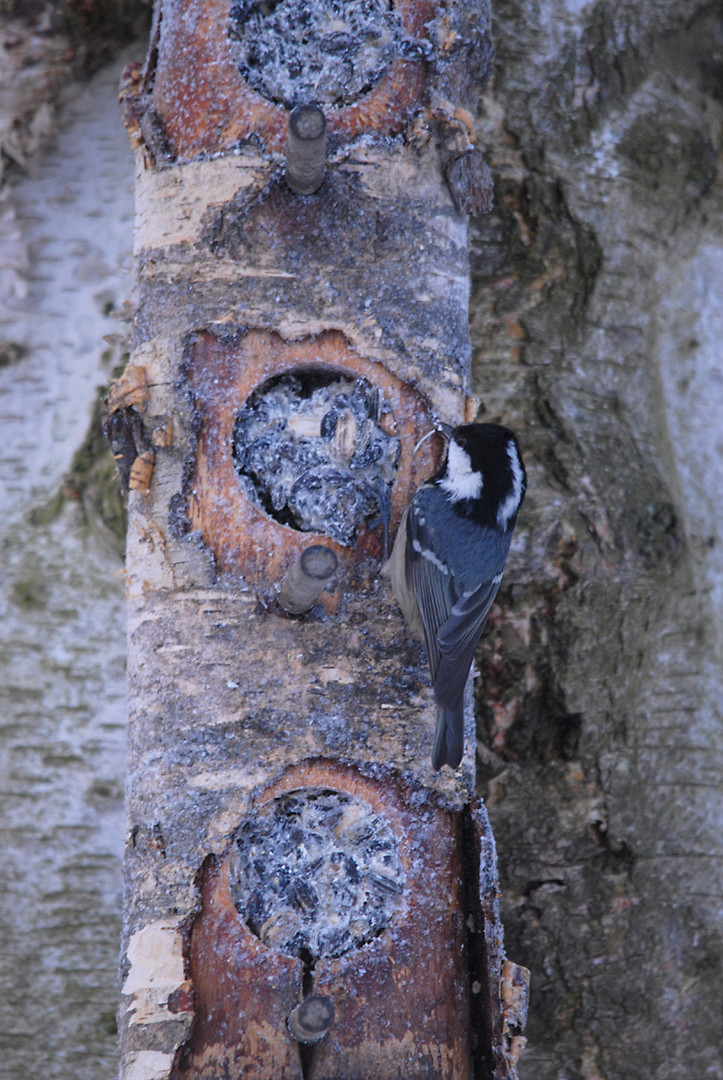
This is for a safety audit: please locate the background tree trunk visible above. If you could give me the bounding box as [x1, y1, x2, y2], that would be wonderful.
[0, 7, 143, 1080]
[468, 3, 723, 1078]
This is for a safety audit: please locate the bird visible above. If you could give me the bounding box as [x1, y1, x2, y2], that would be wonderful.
[386, 422, 526, 770]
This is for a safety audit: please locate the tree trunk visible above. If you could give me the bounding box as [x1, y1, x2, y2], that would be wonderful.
[112, 3, 528, 1079]
[467, 3, 723, 1078]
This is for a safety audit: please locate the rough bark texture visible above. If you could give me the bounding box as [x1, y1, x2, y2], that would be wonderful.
[467, 3, 723, 1078]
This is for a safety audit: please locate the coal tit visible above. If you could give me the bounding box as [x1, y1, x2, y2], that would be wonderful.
[386, 423, 526, 770]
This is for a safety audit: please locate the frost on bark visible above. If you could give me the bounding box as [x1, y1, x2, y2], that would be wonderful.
[467, 3, 723, 1078]
[113, 2, 529, 1079]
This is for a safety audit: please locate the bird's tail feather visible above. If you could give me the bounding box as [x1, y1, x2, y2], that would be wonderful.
[432, 701, 464, 770]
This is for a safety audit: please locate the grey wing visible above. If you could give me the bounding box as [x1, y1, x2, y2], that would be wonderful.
[433, 578, 501, 709]
[405, 494, 457, 688]
[406, 491, 505, 705]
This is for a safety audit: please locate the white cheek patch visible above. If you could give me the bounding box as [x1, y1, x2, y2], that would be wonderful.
[439, 441, 483, 502]
[497, 440, 525, 529]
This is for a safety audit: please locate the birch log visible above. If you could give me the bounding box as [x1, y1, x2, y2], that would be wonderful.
[110, 3, 528, 1077]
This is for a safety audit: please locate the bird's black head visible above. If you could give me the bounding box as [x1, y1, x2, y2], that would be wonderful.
[438, 422, 527, 529]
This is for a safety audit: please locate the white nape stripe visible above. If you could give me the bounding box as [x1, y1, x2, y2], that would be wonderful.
[497, 440, 524, 529]
[439, 440, 483, 502]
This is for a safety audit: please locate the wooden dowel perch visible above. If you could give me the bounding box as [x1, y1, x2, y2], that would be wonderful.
[278, 544, 338, 614]
[287, 995, 335, 1043]
[285, 104, 327, 195]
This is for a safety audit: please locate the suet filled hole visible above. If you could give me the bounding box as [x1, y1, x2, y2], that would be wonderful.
[232, 368, 400, 547]
[228, 787, 405, 959]
[227, 0, 415, 107]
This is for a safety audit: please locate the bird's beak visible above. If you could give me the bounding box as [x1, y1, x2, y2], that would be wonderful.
[414, 422, 453, 455]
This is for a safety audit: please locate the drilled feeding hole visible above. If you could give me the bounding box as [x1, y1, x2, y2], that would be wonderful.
[229, 788, 405, 959]
[233, 370, 400, 546]
[227, 0, 415, 107]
